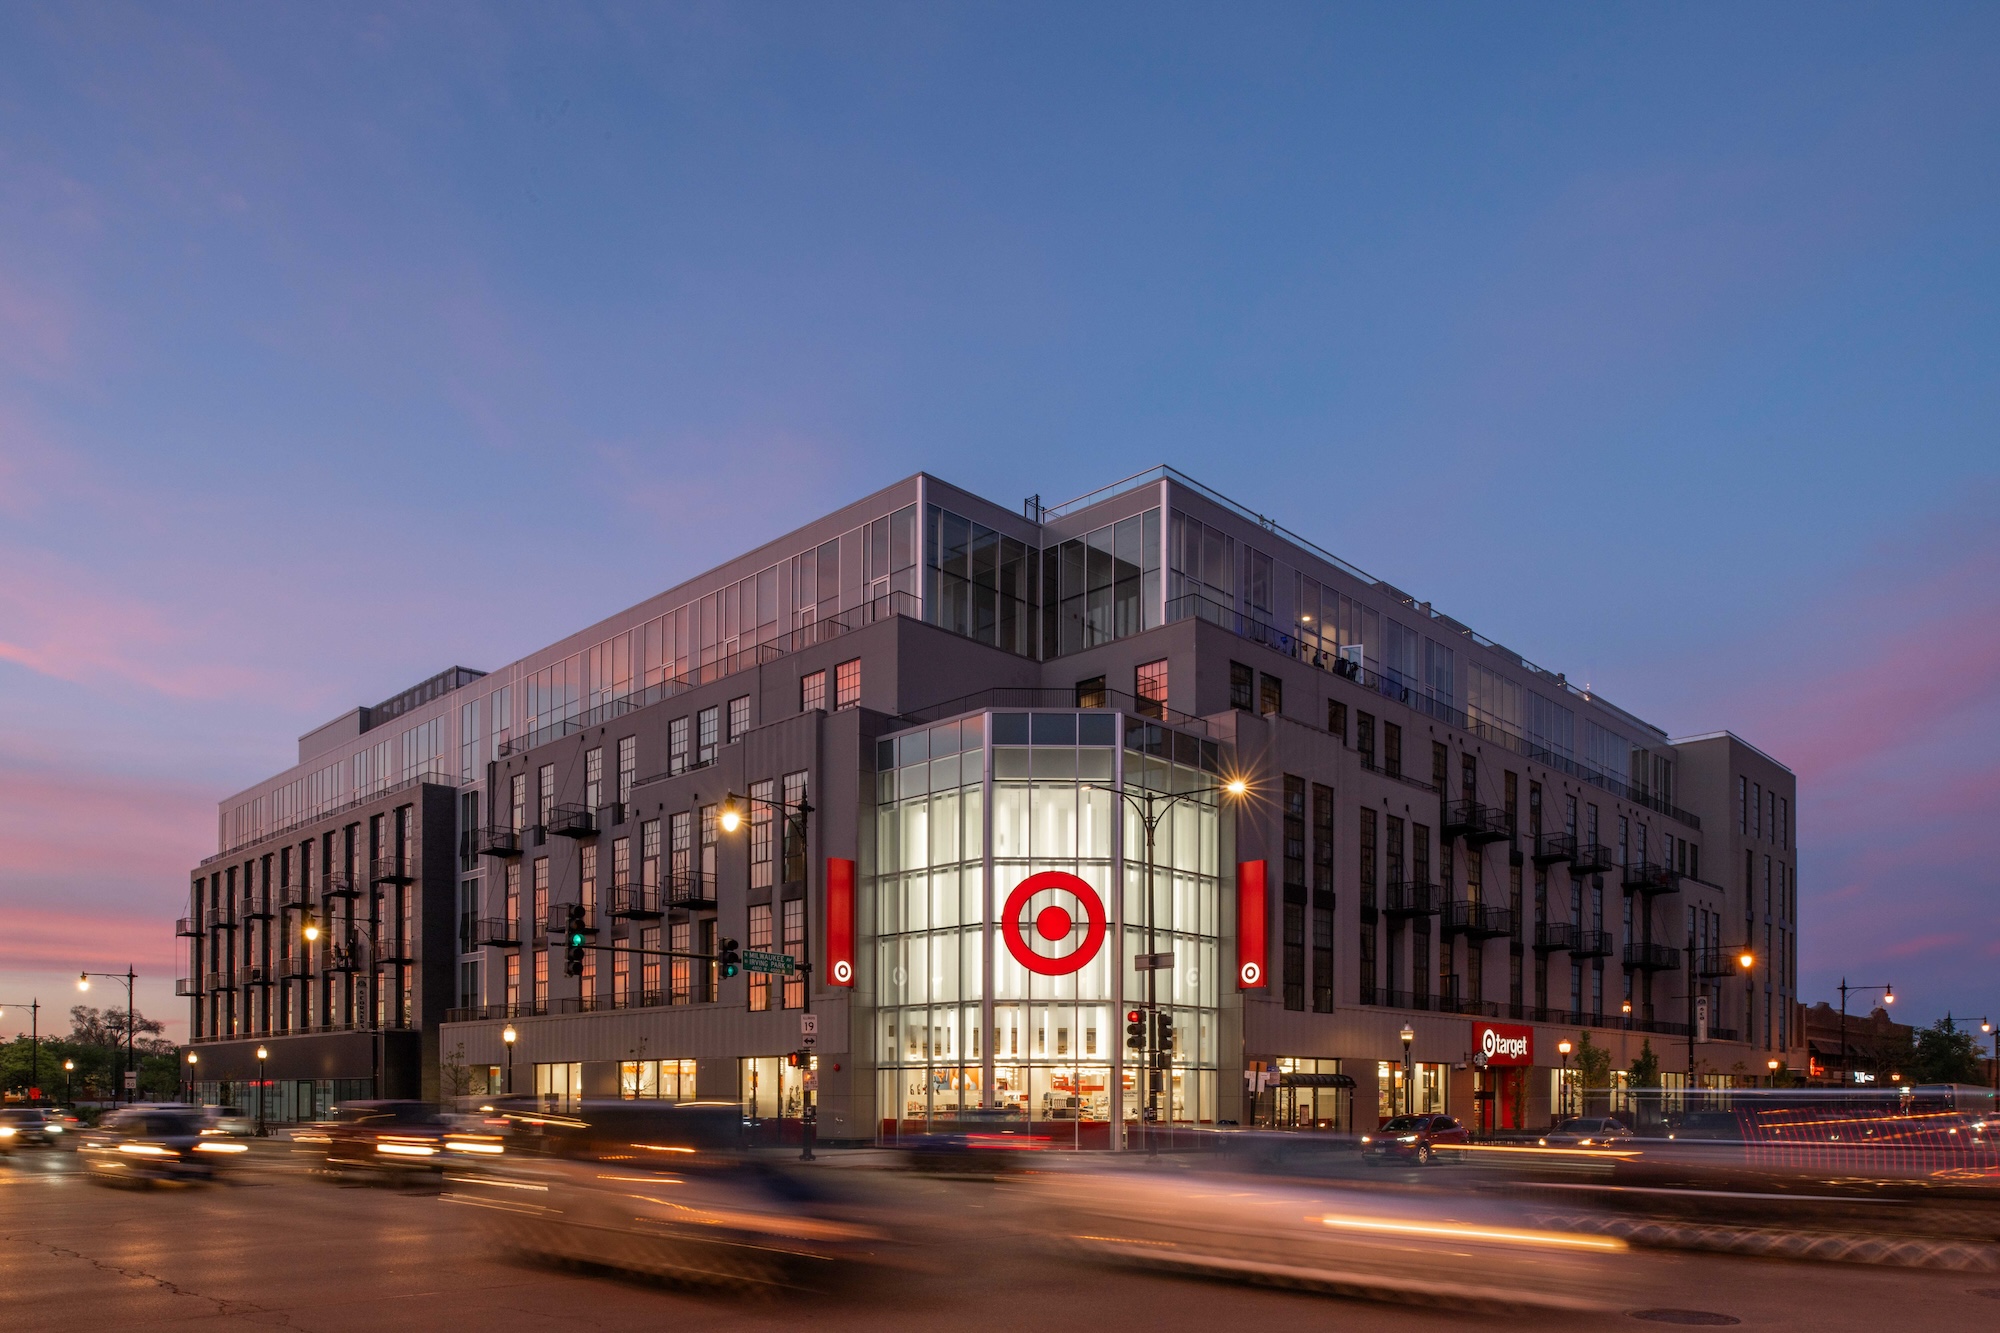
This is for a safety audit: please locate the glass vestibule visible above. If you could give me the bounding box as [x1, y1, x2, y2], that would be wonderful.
[873, 709, 1223, 1146]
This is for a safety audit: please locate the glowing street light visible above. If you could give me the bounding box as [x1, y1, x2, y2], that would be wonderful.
[502, 1024, 517, 1095]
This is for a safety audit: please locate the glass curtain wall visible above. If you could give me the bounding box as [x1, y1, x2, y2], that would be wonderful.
[873, 708, 1222, 1148]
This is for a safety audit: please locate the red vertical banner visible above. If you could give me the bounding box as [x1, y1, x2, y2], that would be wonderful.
[1237, 859, 1268, 989]
[825, 856, 856, 987]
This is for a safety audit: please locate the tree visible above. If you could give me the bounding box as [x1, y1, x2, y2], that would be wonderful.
[1910, 1015, 1983, 1085]
[440, 1041, 476, 1100]
[1573, 1031, 1613, 1088]
[1627, 1040, 1660, 1089]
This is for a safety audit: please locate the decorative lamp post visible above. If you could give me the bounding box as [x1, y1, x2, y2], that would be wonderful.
[79, 968, 138, 1105]
[63, 1059, 74, 1106]
[719, 786, 817, 1161]
[1836, 980, 1894, 1087]
[1766, 1056, 1782, 1087]
[502, 1025, 517, 1095]
[1557, 1038, 1574, 1121]
[1400, 1024, 1416, 1115]
[185, 1049, 198, 1103]
[1983, 1018, 1997, 1091]
[255, 1046, 269, 1136]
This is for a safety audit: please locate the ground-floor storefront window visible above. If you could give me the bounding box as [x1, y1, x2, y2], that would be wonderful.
[1375, 1060, 1447, 1123]
[621, 1059, 697, 1099]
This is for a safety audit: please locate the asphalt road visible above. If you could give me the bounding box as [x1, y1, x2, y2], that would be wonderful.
[3, 1143, 1998, 1331]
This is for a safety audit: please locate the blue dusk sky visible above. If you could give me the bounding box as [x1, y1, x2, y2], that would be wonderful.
[1, 4, 1995, 1039]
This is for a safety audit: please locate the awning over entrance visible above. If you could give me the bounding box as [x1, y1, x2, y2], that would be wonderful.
[1279, 1073, 1356, 1089]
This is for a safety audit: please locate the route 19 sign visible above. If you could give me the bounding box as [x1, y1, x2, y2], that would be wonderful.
[1001, 870, 1107, 976]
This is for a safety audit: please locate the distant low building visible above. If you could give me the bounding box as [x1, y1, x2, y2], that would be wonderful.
[1802, 1001, 1911, 1086]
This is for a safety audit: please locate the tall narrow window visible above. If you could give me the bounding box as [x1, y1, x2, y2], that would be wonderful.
[1326, 700, 1346, 741]
[1135, 659, 1167, 719]
[700, 805, 718, 883]
[616, 736, 636, 811]
[783, 898, 805, 1008]
[671, 812, 692, 895]
[1260, 673, 1283, 717]
[538, 764, 556, 833]
[1383, 723, 1402, 778]
[1282, 776, 1306, 1012]
[641, 925, 661, 1004]
[835, 658, 861, 709]
[697, 706, 719, 766]
[670, 920, 691, 1004]
[1311, 783, 1335, 1014]
[584, 747, 603, 811]
[669, 717, 689, 775]
[1074, 675, 1107, 709]
[504, 861, 521, 934]
[728, 695, 751, 743]
[509, 773, 527, 834]
[1356, 712, 1375, 768]
[748, 903, 774, 1011]
[801, 670, 827, 713]
[532, 858, 549, 947]
[782, 771, 809, 883]
[640, 820, 661, 908]
[749, 778, 775, 889]
[1229, 661, 1254, 711]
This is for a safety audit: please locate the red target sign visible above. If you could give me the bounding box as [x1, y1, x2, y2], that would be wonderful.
[1001, 871, 1107, 976]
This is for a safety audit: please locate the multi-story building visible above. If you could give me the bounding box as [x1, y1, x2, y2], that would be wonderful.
[179, 467, 1802, 1135]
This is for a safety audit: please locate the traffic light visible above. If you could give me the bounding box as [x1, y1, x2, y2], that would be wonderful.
[787, 1051, 810, 1068]
[718, 937, 741, 979]
[1125, 1008, 1147, 1054]
[563, 904, 587, 978]
[1153, 1011, 1175, 1060]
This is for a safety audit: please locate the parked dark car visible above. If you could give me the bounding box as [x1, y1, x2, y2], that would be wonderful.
[78, 1105, 242, 1184]
[1361, 1114, 1469, 1165]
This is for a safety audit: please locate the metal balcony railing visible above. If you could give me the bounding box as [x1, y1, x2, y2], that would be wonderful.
[1623, 941, 1681, 972]
[375, 936, 415, 965]
[1533, 920, 1579, 954]
[477, 825, 523, 858]
[607, 882, 664, 921]
[474, 917, 522, 947]
[325, 945, 366, 973]
[324, 871, 361, 900]
[1570, 843, 1615, 875]
[1569, 929, 1615, 958]
[1532, 832, 1577, 867]
[241, 894, 274, 921]
[1621, 861, 1679, 895]
[1442, 799, 1512, 845]
[1693, 948, 1751, 978]
[664, 871, 717, 911]
[1383, 880, 1440, 918]
[1441, 900, 1512, 939]
[370, 857, 416, 886]
[237, 964, 272, 988]
[280, 883, 313, 911]
[280, 955, 312, 979]
[204, 970, 236, 992]
[175, 916, 200, 937]
[547, 804, 597, 839]
[174, 976, 203, 996]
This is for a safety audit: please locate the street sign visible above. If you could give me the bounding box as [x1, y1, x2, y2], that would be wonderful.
[800, 1013, 818, 1036]
[742, 949, 795, 976]
[1134, 951, 1175, 971]
[1695, 995, 1710, 1044]
[801, 1032, 817, 1048]
[803, 1070, 819, 1091]
[124, 1071, 138, 1089]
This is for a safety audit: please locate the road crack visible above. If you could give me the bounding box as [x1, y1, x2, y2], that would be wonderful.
[3, 1231, 299, 1325]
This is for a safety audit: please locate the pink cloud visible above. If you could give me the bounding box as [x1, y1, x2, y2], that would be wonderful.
[0, 758, 213, 887]
[0, 905, 180, 974]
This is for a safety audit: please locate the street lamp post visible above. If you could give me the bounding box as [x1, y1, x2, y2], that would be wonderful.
[1836, 980, 1894, 1087]
[1766, 1056, 1782, 1087]
[78, 969, 138, 1104]
[185, 1050, 198, 1102]
[719, 787, 817, 1161]
[1400, 1024, 1416, 1115]
[63, 1059, 74, 1106]
[1982, 1019, 1997, 1092]
[1087, 777, 1248, 1150]
[1557, 1038, 1573, 1121]
[255, 1046, 269, 1136]
[502, 1025, 517, 1095]
[0, 1000, 39, 1105]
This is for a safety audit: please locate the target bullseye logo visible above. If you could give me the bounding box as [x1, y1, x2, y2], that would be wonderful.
[1239, 960, 1263, 987]
[1002, 870, 1107, 976]
[831, 959, 853, 984]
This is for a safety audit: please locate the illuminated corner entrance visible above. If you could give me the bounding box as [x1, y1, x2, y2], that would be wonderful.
[871, 708, 1223, 1146]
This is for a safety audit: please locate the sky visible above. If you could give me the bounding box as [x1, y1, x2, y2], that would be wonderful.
[1, 3, 1996, 1043]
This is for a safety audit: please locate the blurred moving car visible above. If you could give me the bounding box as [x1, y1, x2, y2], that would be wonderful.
[204, 1105, 254, 1136]
[1540, 1117, 1635, 1147]
[320, 1100, 495, 1178]
[1360, 1113, 1468, 1165]
[0, 1107, 62, 1151]
[77, 1105, 245, 1184]
[446, 1099, 885, 1290]
[1034, 1160, 1635, 1312]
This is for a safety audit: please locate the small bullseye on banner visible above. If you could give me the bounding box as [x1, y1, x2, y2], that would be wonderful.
[1237, 860, 1268, 989]
[825, 857, 856, 987]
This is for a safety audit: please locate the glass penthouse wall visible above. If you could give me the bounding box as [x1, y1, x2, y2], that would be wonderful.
[873, 708, 1223, 1145]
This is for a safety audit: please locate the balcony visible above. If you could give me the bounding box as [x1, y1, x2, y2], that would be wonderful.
[237, 964, 272, 988]
[1623, 941, 1681, 972]
[664, 871, 718, 911]
[1570, 842, 1615, 875]
[1693, 948, 1750, 978]
[324, 871, 361, 900]
[376, 937, 415, 965]
[1383, 880, 1439, 918]
[1533, 920, 1577, 954]
[204, 970, 236, 992]
[474, 917, 522, 947]
[207, 904, 238, 932]
[370, 857, 416, 886]
[176, 917, 200, 937]
[174, 976, 203, 997]
[1569, 929, 1615, 958]
[1532, 832, 1577, 867]
[242, 894, 274, 921]
[1441, 900, 1512, 940]
[607, 882, 664, 921]
[280, 955, 312, 980]
[478, 826, 523, 858]
[280, 883, 313, 912]
[1436, 993, 1501, 1017]
[1621, 861, 1679, 896]
[1442, 799, 1513, 845]
[547, 804, 597, 840]
[325, 945, 365, 973]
